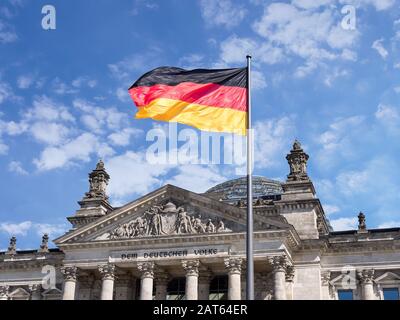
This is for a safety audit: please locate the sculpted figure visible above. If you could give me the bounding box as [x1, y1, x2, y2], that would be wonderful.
[176, 208, 191, 234]
[216, 219, 225, 232]
[146, 206, 164, 235]
[206, 219, 216, 233]
[193, 215, 206, 233]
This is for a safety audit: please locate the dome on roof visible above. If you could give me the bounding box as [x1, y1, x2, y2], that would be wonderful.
[205, 176, 283, 204]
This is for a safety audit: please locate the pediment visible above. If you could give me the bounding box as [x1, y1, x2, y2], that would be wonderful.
[375, 271, 400, 283]
[54, 184, 293, 245]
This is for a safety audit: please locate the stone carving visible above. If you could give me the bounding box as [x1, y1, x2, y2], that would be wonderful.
[84, 160, 110, 200]
[182, 260, 200, 276]
[358, 212, 367, 232]
[61, 266, 78, 281]
[137, 262, 154, 279]
[224, 257, 243, 275]
[285, 265, 295, 282]
[0, 286, 9, 300]
[321, 271, 331, 286]
[6, 236, 16, 255]
[38, 234, 49, 253]
[98, 264, 115, 281]
[357, 269, 374, 284]
[286, 140, 309, 182]
[103, 202, 231, 240]
[268, 255, 288, 272]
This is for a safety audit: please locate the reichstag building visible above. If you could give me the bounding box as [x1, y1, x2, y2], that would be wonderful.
[1, 141, 399, 300]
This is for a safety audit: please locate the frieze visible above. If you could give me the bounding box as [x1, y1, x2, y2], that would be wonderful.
[96, 201, 231, 240]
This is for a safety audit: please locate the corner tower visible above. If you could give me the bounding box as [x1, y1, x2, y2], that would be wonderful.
[67, 160, 114, 228]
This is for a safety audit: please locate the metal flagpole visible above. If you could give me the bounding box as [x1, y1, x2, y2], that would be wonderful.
[246, 55, 254, 300]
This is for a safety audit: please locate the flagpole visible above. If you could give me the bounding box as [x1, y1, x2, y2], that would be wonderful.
[246, 55, 254, 300]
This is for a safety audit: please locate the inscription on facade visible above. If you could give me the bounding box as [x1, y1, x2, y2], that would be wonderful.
[111, 246, 229, 262]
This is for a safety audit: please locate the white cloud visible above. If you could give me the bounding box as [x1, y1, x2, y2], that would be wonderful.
[71, 76, 97, 88]
[330, 217, 357, 231]
[165, 165, 227, 193]
[251, 2, 359, 77]
[0, 141, 8, 154]
[372, 38, 388, 59]
[108, 49, 162, 80]
[253, 116, 296, 168]
[30, 122, 71, 145]
[51, 78, 78, 95]
[292, 0, 334, 9]
[116, 87, 130, 102]
[375, 104, 400, 132]
[0, 221, 32, 236]
[33, 133, 113, 171]
[33, 223, 68, 237]
[199, 0, 247, 28]
[336, 169, 369, 196]
[0, 19, 17, 43]
[378, 221, 400, 229]
[73, 99, 127, 134]
[17, 75, 34, 89]
[25, 96, 75, 123]
[338, 0, 395, 11]
[8, 161, 28, 175]
[324, 68, 349, 87]
[315, 115, 365, 168]
[108, 128, 141, 146]
[0, 81, 14, 104]
[323, 204, 340, 216]
[107, 151, 170, 202]
[0, 221, 68, 238]
[220, 35, 284, 65]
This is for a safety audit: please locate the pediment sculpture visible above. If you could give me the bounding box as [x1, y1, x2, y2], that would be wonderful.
[97, 202, 231, 240]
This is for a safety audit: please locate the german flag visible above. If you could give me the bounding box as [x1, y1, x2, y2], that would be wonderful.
[128, 67, 248, 135]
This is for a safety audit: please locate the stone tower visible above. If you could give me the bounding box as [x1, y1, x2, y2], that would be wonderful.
[67, 160, 113, 228]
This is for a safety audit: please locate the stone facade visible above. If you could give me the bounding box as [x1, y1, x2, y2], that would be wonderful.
[1, 141, 400, 300]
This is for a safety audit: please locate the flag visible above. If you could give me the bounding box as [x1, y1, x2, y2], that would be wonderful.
[128, 66, 247, 135]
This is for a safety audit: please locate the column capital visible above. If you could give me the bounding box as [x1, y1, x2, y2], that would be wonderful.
[224, 257, 243, 275]
[182, 260, 200, 276]
[357, 269, 375, 284]
[268, 255, 288, 273]
[98, 263, 115, 281]
[0, 285, 9, 299]
[285, 265, 295, 282]
[138, 262, 155, 279]
[61, 266, 78, 281]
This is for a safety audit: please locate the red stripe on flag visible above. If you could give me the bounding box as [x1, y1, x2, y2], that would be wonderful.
[129, 82, 247, 112]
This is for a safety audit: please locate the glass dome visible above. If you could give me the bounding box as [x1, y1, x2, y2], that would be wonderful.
[205, 176, 283, 204]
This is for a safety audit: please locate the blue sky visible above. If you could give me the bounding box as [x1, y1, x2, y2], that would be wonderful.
[0, 0, 400, 249]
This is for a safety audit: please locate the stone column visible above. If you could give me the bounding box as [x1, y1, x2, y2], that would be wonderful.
[138, 262, 154, 300]
[285, 266, 295, 300]
[29, 284, 42, 300]
[182, 260, 199, 300]
[99, 264, 115, 300]
[224, 257, 242, 300]
[155, 272, 169, 300]
[198, 271, 212, 300]
[61, 266, 78, 300]
[357, 269, 375, 300]
[0, 286, 9, 300]
[268, 256, 287, 300]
